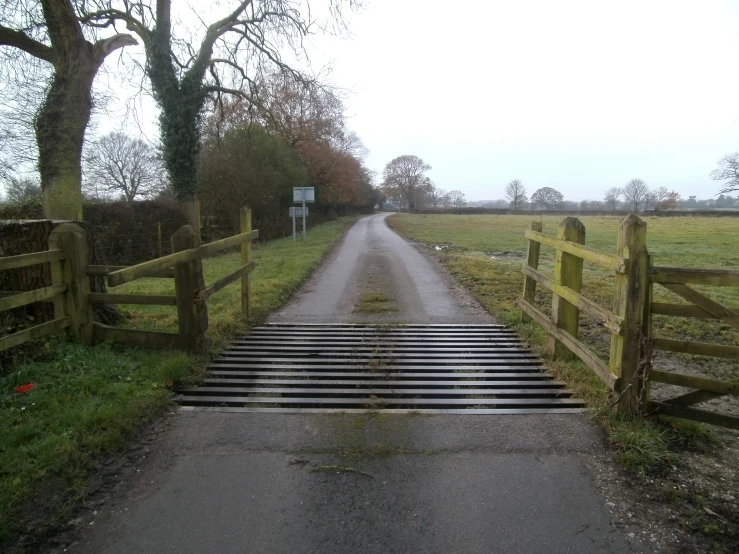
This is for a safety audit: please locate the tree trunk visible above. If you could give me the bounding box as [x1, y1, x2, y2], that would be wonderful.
[35, 43, 99, 220]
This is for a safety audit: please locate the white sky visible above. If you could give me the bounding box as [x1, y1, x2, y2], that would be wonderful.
[307, 0, 739, 201]
[78, 0, 739, 201]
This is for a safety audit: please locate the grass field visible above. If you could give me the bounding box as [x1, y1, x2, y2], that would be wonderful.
[0, 217, 355, 544]
[387, 213, 736, 470]
[113, 217, 356, 342]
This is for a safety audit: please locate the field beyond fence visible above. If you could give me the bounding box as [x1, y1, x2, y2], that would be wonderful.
[387, 213, 739, 427]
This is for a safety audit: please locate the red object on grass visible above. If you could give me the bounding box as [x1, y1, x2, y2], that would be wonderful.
[15, 383, 37, 394]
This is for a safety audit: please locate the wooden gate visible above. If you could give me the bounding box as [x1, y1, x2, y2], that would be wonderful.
[520, 215, 739, 428]
[647, 267, 739, 429]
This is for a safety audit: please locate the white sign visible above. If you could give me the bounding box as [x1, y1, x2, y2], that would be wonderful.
[289, 207, 309, 217]
[293, 187, 315, 203]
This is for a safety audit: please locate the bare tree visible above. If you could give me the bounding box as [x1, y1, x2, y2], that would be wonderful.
[4, 176, 42, 201]
[603, 187, 621, 213]
[622, 178, 648, 212]
[81, 1, 361, 213]
[448, 189, 466, 208]
[0, 1, 137, 219]
[504, 179, 527, 211]
[84, 132, 163, 201]
[381, 155, 432, 211]
[710, 153, 739, 193]
[530, 187, 563, 210]
[651, 186, 680, 211]
[0, 127, 16, 183]
[427, 184, 448, 208]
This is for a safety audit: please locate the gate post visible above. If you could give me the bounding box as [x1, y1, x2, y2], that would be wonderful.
[610, 214, 649, 417]
[548, 217, 585, 360]
[48, 223, 93, 345]
[521, 221, 542, 323]
[172, 225, 208, 353]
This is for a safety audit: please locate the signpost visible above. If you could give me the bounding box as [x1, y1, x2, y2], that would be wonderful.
[292, 187, 315, 243]
[289, 207, 309, 243]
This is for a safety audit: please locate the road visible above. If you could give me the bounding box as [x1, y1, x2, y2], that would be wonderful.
[73, 214, 638, 553]
[269, 213, 490, 323]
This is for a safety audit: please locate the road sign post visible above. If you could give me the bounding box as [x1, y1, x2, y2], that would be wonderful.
[289, 206, 309, 243]
[292, 187, 315, 243]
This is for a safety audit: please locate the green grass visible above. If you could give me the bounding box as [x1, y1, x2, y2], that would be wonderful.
[388, 213, 733, 473]
[0, 217, 356, 545]
[114, 218, 355, 345]
[354, 292, 398, 314]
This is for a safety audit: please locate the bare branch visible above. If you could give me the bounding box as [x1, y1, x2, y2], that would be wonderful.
[0, 24, 53, 61]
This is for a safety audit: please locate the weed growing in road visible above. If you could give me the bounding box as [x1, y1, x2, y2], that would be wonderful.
[354, 292, 398, 314]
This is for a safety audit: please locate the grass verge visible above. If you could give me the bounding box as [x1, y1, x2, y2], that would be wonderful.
[387, 213, 728, 475]
[0, 216, 357, 545]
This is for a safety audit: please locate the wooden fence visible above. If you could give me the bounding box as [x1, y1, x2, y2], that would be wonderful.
[520, 214, 739, 428]
[0, 207, 257, 354]
[0, 223, 87, 353]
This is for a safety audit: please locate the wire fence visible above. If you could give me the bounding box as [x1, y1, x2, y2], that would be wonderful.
[89, 215, 238, 267]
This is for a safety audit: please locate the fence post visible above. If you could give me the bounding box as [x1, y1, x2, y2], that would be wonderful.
[241, 206, 252, 318]
[157, 222, 163, 258]
[48, 223, 93, 345]
[171, 225, 208, 353]
[548, 217, 585, 360]
[521, 221, 542, 323]
[610, 214, 649, 417]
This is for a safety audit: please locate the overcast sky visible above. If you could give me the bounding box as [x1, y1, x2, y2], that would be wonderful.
[303, 0, 739, 201]
[84, 0, 739, 201]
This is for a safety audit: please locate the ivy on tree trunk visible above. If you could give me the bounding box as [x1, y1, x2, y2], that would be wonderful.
[0, 0, 136, 220]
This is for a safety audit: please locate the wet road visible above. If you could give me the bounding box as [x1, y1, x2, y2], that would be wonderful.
[73, 215, 637, 554]
[270, 213, 490, 323]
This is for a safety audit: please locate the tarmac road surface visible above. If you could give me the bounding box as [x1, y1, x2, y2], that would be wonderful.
[73, 214, 638, 553]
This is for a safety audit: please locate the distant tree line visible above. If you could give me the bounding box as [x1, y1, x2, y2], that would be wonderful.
[465, 178, 716, 213]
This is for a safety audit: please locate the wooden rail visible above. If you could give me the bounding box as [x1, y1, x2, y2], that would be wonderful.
[651, 303, 739, 319]
[87, 265, 174, 278]
[88, 292, 177, 306]
[0, 249, 64, 271]
[521, 265, 623, 335]
[197, 261, 255, 302]
[524, 229, 625, 272]
[0, 284, 67, 312]
[0, 317, 71, 352]
[93, 323, 179, 349]
[520, 299, 618, 389]
[106, 229, 259, 287]
[653, 338, 739, 360]
[649, 371, 739, 396]
[648, 401, 739, 429]
[649, 267, 739, 286]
